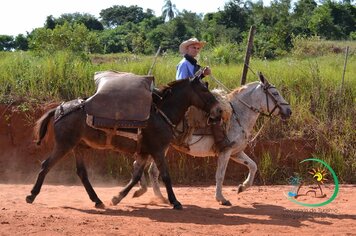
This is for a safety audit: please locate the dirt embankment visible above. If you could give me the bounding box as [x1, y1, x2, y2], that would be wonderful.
[0, 103, 315, 185]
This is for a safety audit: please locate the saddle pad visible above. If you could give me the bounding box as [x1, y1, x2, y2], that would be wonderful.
[85, 71, 154, 122]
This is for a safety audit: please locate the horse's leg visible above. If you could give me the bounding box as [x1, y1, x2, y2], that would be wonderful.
[215, 149, 233, 206]
[75, 154, 105, 209]
[132, 159, 148, 198]
[230, 151, 257, 193]
[111, 154, 148, 206]
[26, 145, 71, 204]
[152, 152, 182, 210]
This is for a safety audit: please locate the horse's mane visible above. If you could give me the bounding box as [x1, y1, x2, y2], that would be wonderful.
[162, 79, 187, 90]
[153, 79, 188, 103]
[227, 81, 260, 99]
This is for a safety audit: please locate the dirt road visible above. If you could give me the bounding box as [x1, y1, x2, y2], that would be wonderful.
[0, 184, 355, 235]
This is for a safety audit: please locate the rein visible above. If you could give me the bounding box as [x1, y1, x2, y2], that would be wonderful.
[154, 104, 176, 128]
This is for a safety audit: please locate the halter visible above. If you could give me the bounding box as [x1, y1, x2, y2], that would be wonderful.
[237, 82, 290, 117]
[230, 82, 289, 144]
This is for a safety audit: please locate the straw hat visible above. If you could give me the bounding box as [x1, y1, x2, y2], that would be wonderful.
[179, 38, 206, 55]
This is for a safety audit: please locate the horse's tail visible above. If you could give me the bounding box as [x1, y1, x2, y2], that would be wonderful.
[34, 108, 56, 145]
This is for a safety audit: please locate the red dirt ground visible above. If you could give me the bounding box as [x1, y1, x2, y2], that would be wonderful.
[1, 104, 355, 235]
[0, 184, 355, 235]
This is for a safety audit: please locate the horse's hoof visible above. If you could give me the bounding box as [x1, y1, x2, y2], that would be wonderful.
[133, 189, 147, 198]
[26, 195, 35, 204]
[95, 202, 105, 209]
[111, 196, 122, 206]
[221, 200, 232, 206]
[237, 184, 244, 194]
[173, 201, 183, 210]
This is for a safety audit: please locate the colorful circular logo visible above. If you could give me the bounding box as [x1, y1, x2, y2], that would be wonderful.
[285, 158, 339, 207]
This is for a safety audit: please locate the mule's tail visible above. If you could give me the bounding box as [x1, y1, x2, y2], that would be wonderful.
[34, 108, 56, 145]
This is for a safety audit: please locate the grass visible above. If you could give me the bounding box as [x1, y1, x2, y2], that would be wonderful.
[0, 45, 355, 184]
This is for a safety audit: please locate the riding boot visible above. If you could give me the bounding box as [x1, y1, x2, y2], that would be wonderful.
[211, 123, 235, 152]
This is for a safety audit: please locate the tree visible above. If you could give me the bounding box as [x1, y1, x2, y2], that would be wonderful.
[161, 0, 179, 22]
[45, 15, 56, 30]
[100, 5, 154, 28]
[29, 22, 101, 53]
[45, 13, 104, 31]
[291, 0, 317, 36]
[217, 0, 251, 42]
[0, 35, 14, 51]
[14, 34, 29, 51]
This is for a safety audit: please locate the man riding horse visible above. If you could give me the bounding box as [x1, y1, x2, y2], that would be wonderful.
[176, 38, 235, 152]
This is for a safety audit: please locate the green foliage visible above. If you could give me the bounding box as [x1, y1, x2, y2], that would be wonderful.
[207, 42, 243, 64]
[1, 37, 355, 183]
[29, 22, 101, 54]
[45, 13, 104, 31]
[5, 0, 355, 58]
[14, 34, 28, 51]
[100, 5, 154, 28]
[259, 152, 279, 184]
[309, 1, 355, 40]
[292, 35, 356, 57]
[0, 51, 95, 101]
[0, 35, 14, 51]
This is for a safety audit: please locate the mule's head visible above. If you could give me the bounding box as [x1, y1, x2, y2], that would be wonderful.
[258, 73, 292, 120]
[188, 76, 223, 121]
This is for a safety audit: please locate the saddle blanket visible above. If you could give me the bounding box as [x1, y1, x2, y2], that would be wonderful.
[85, 71, 154, 127]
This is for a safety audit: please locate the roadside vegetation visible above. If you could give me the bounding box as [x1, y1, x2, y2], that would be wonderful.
[0, 37, 354, 184]
[0, 0, 355, 184]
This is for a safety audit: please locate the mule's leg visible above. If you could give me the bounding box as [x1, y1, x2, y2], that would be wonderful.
[230, 151, 257, 193]
[26, 146, 70, 204]
[148, 161, 167, 203]
[152, 152, 182, 210]
[132, 159, 148, 198]
[111, 154, 148, 206]
[215, 149, 233, 206]
[75, 154, 104, 208]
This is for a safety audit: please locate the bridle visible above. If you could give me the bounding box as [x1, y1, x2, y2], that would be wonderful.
[230, 81, 289, 144]
[237, 82, 290, 117]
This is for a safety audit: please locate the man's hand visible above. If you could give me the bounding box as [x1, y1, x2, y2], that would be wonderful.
[202, 66, 211, 76]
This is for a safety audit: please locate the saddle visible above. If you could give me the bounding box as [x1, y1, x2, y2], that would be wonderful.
[85, 71, 154, 129]
[175, 90, 232, 146]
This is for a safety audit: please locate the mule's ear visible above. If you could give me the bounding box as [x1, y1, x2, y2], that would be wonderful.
[259, 72, 265, 84]
[259, 72, 269, 85]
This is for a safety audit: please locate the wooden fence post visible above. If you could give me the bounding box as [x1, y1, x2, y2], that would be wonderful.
[148, 46, 161, 76]
[240, 25, 256, 85]
[341, 46, 349, 93]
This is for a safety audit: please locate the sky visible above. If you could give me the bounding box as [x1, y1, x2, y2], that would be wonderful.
[1, 0, 233, 36]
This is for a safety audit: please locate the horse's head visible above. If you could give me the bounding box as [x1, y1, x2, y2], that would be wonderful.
[188, 76, 223, 121]
[257, 73, 292, 120]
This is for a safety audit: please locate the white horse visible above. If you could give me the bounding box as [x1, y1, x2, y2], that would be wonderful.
[133, 73, 292, 205]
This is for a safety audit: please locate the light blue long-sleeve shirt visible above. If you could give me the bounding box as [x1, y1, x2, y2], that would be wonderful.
[176, 58, 196, 80]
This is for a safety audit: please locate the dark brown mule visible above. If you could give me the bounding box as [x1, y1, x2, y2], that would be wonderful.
[26, 75, 222, 210]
